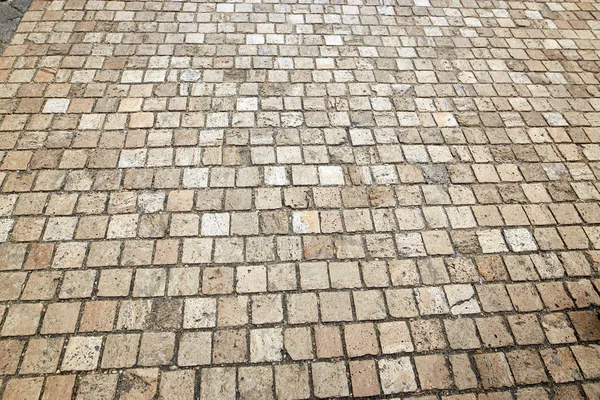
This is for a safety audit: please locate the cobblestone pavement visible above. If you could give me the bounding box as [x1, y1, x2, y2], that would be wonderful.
[0, 0, 35, 55]
[0, 0, 599, 398]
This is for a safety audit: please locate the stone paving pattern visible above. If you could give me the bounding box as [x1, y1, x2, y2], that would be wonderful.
[0, 0, 35, 55]
[0, 0, 599, 398]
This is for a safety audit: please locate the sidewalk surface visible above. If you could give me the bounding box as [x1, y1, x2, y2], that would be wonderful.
[0, 0, 599, 398]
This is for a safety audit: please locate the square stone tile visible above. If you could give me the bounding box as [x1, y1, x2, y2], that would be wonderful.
[238, 366, 274, 400]
[200, 367, 236, 400]
[213, 329, 247, 364]
[250, 327, 283, 362]
[40, 302, 80, 335]
[101, 333, 140, 369]
[61, 336, 102, 371]
[178, 331, 212, 366]
[275, 364, 310, 400]
[344, 323, 379, 357]
[312, 362, 349, 398]
[474, 352, 515, 389]
[138, 332, 176, 366]
[415, 354, 452, 390]
[3, 377, 43, 400]
[184, 297, 216, 329]
[20, 337, 63, 374]
[2, 304, 43, 336]
[0, 339, 25, 374]
[378, 357, 417, 394]
[350, 360, 380, 397]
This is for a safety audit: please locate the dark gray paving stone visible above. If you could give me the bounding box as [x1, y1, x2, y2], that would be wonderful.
[0, 0, 34, 54]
